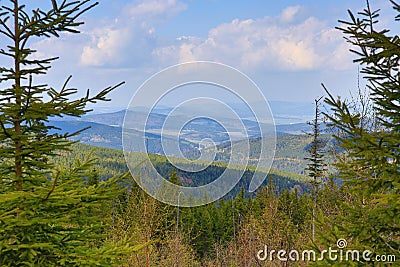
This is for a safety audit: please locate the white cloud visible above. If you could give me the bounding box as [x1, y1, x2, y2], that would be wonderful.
[80, 0, 187, 67]
[279, 5, 303, 24]
[178, 43, 197, 62]
[155, 6, 353, 72]
[81, 28, 132, 66]
[31, 34, 88, 66]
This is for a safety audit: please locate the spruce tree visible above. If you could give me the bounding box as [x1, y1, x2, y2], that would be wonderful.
[305, 97, 326, 241]
[305, 97, 326, 185]
[316, 0, 399, 263]
[0, 1, 139, 265]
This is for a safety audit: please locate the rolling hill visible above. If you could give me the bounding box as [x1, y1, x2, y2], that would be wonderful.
[49, 108, 331, 174]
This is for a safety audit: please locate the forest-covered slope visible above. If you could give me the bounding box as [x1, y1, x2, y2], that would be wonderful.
[54, 143, 311, 198]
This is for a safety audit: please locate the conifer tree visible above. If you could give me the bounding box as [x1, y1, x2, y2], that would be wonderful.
[316, 0, 400, 263]
[305, 97, 326, 241]
[305, 97, 326, 186]
[0, 1, 139, 265]
[169, 169, 180, 185]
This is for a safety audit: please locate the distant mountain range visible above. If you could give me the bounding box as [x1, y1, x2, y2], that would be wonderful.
[52, 109, 319, 137]
[88, 100, 317, 124]
[48, 104, 330, 174]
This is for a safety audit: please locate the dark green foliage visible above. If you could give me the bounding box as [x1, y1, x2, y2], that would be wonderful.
[305, 97, 326, 241]
[314, 0, 400, 263]
[278, 188, 310, 231]
[0, 1, 137, 265]
[190, 205, 215, 257]
[53, 143, 313, 262]
[305, 97, 326, 182]
[88, 168, 100, 186]
[168, 169, 180, 185]
[54, 142, 310, 196]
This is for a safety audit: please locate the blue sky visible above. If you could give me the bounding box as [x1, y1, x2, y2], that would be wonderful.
[8, 0, 400, 109]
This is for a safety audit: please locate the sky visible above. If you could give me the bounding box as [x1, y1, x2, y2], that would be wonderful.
[2, 0, 400, 110]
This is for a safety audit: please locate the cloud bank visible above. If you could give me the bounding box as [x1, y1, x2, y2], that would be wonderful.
[155, 6, 352, 71]
[33, 1, 353, 74]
